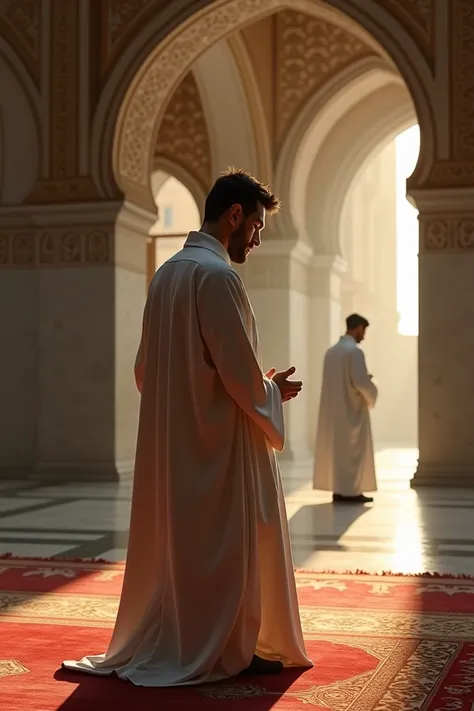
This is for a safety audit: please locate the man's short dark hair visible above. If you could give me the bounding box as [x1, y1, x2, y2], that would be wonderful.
[203, 167, 281, 222]
[346, 313, 369, 330]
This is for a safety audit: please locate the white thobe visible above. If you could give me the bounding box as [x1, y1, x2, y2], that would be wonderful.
[63, 231, 312, 686]
[313, 335, 378, 496]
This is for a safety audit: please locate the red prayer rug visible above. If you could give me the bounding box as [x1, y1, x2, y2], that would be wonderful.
[1, 556, 474, 710]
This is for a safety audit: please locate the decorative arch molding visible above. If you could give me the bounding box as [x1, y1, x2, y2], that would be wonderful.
[337, 108, 417, 214]
[151, 169, 170, 198]
[151, 157, 207, 218]
[192, 38, 259, 180]
[154, 70, 212, 193]
[0, 36, 42, 152]
[0, 5, 40, 87]
[0, 44, 41, 205]
[326, 0, 434, 180]
[90, 0, 435, 209]
[304, 82, 417, 256]
[226, 33, 273, 183]
[274, 57, 405, 242]
[0, 107, 4, 203]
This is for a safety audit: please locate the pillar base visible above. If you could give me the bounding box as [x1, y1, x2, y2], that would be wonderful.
[277, 439, 313, 463]
[31, 459, 135, 483]
[411, 464, 474, 489]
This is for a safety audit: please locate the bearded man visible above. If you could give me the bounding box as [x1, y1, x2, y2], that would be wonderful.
[62, 168, 312, 686]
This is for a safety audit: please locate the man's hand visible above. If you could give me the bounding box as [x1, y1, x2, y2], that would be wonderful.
[267, 366, 303, 402]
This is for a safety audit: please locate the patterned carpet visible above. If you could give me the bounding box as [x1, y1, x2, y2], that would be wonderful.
[1, 556, 474, 710]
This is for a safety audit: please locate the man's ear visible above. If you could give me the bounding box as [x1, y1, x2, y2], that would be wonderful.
[228, 203, 243, 226]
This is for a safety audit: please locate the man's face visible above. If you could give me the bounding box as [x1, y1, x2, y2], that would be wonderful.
[227, 203, 265, 264]
[354, 326, 367, 343]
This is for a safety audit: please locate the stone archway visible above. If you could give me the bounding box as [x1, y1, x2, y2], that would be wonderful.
[303, 82, 416, 255]
[268, 56, 418, 453]
[1, 1, 470, 485]
[26, 0, 444, 478]
[142, 31, 266, 286]
[92, 0, 436, 465]
[91, 0, 436, 210]
[152, 69, 212, 209]
[193, 37, 265, 179]
[273, 58, 413, 244]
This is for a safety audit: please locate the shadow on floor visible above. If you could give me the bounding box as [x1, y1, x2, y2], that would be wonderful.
[53, 667, 307, 710]
[289, 502, 371, 569]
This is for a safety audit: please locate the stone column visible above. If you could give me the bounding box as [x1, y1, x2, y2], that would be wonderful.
[411, 188, 474, 487]
[308, 255, 346, 451]
[0, 201, 154, 480]
[0, 0, 159, 480]
[238, 239, 313, 461]
[240, 246, 348, 461]
[409, 0, 474, 486]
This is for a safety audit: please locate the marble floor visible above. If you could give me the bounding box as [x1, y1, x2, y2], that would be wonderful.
[0, 447, 473, 576]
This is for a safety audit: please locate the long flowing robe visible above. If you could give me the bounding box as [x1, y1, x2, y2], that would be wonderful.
[63, 231, 312, 686]
[313, 335, 378, 496]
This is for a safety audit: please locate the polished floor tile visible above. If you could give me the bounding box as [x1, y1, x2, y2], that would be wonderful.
[0, 448, 473, 575]
[0, 542, 74, 557]
[0, 497, 53, 513]
[2, 499, 132, 531]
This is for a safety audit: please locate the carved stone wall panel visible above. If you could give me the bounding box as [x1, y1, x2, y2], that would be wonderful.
[0, 0, 40, 83]
[27, 177, 101, 205]
[424, 162, 474, 188]
[25, 1, 102, 204]
[49, 0, 79, 181]
[0, 227, 114, 268]
[419, 215, 474, 253]
[275, 10, 376, 144]
[104, 0, 167, 74]
[154, 71, 212, 191]
[451, 0, 474, 161]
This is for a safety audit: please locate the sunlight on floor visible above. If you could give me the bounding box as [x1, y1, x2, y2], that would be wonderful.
[1, 448, 473, 576]
[391, 520, 424, 574]
[283, 447, 474, 576]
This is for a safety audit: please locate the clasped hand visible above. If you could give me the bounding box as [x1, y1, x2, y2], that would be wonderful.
[265, 366, 302, 402]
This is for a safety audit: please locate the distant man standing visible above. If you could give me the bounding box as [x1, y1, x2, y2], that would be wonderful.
[63, 169, 312, 686]
[313, 313, 378, 504]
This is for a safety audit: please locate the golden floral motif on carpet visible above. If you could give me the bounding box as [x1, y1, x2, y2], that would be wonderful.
[0, 591, 118, 627]
[197, 639, 459, 710]
[0, 659, 29, 678]
[2, 593, 474, 641]
[300, 607, 474, 640]
[375, 640, 461, 710]
[295, 576, 474, 597]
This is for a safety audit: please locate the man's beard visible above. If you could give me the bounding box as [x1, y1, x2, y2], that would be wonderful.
[228, 224, 250, 264]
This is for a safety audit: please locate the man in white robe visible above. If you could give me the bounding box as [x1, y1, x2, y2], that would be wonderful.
[63, 168, 312, 686]
[313, 313, 378, 504]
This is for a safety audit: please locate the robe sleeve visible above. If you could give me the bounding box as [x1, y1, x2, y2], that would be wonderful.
[349, 348, 378, 409]
[197, 267, 285, 451]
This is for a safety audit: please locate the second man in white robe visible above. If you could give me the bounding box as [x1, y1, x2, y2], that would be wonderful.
[313, 313, 378, 504]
